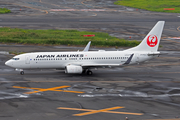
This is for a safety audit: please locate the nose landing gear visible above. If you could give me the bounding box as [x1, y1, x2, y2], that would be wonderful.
[20, 71, 24, 75]
[15, 68, 24, 75]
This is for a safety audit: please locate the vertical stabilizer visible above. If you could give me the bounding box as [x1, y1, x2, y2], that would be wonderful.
[126, 21, 165, 52]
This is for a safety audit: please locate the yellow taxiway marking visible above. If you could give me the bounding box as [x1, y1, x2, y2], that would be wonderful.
[177, 26, 180, 31]
[57, 106, 143, 116]
[13, 86, 84, 94]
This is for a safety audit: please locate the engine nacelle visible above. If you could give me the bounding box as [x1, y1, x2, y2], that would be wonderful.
[65, 65, 83, 74]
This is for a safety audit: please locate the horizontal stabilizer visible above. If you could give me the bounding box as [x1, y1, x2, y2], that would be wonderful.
[147, 52, 168, 56]
[148, 52, 160, 56]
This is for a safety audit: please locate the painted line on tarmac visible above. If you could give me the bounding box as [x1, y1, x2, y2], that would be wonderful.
[13, 85, 84, 94]
[57, 106, 143, 116]
[168, 37, 180, 39]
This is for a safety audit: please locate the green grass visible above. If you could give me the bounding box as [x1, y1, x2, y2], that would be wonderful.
[0, 27, 140, 47]
[0, 8, 11, 14]
[114, 0, 180, 13]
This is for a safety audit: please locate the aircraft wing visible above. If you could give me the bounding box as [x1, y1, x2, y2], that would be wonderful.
[123, 54, 134, 65]
[82, 64, 120, 67]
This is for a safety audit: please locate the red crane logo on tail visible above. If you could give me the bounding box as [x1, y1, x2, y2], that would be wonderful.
[147, 35, 158, 47]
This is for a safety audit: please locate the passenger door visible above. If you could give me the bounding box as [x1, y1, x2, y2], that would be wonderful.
[25, 56, 30, 64]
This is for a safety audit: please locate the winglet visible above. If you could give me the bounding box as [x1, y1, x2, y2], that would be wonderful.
[123, 54, 134, 65]
[83, 41, 91, 52]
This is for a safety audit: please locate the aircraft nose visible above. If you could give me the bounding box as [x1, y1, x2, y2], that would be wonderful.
[5, 60, 12, 67]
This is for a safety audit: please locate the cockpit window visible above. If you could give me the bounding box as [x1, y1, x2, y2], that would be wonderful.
[12, 58, 20, 60]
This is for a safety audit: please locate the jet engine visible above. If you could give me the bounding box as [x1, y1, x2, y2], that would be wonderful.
[65, 65, 83, 74]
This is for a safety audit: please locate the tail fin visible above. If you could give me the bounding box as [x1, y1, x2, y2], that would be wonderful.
[126, 21, 165, 52]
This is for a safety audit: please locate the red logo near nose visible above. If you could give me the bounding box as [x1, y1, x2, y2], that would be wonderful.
[147, 35, 158, 47]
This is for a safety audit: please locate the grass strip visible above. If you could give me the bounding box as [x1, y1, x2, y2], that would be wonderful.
[0, 8, 11, 14]
[0, 27, 140, 47]
[114, 0, 180, 13]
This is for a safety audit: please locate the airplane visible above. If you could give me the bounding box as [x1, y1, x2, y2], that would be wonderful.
[5, 21, 165, 75]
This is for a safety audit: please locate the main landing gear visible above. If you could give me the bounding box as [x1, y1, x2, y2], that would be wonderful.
[87, 70, 93, 75]
[82, 69, 93, 75]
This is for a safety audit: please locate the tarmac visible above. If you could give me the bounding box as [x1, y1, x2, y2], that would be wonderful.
[0, 0, 180, 120]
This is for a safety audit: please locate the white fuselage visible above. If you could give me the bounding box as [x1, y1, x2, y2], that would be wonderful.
[5, 50, 155, 69]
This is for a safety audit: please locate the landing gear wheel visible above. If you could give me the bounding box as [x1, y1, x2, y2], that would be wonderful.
[20, 71, 24, 75]
[87, 70, 93, 75]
